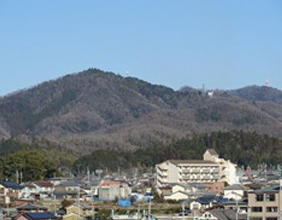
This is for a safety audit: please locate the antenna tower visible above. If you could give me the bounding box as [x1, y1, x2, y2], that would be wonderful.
[265, 77, 269, 86]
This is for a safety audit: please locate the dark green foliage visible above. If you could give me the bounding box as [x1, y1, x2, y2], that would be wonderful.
[0, 138, 77, 181]
[73, 150, 133, 172]
[4, 150, 57, 181]
[74, 131, 282, 172]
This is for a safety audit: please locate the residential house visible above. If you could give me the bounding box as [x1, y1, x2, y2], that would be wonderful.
[16, 203, 48, 214]
[205, 182, 225, 194]
[14, 212, 57, 220]
[190, 194, 227, 211]
[62, 212, 83, 220]
[53, 180, 82, 200]
[161, 183, 206, 201]
[224, 184, 246, 201]
[22, 184, 37, 199]
[65, 202, 93, 217]
[199, 209, 247, 220]
[33, 181, 54, 197]
[99, 181, 131, 201]
[163, 191, 190, 201]
[49, 177, 71, 186]
[0, 181, 25, 205]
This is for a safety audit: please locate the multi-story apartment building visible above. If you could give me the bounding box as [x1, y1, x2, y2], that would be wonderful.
[156, 149, 237, 189]
[156, 159, 221, 188]
[248, 185, 282, 220]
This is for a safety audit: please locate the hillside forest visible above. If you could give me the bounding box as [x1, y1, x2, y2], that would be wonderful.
[1, 130, 282, 182]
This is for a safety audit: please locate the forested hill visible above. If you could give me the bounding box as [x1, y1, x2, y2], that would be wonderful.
[0, 68, 282, 152]
[228, 85, 282, 102]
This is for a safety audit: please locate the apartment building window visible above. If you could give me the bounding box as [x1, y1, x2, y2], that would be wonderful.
[250, 218, 262, 220]
[266, 194, 275, 202]
[266, 207, 277, 212]
[251, 207, 263, 212]
[266, 218, 278, 220]
[256, 194, 264, 201]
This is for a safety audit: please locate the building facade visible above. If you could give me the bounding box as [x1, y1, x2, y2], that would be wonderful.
[204, 149, 238, 185]
[156, 159, 221, 188]
[248, 185, 282, 220]
[156, 149, 238, 189]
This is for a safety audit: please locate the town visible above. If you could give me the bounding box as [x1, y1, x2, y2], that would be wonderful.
[0, 149, 281, 220]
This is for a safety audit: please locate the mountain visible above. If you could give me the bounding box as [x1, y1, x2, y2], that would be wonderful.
[228, 85, 282, 102]
[1, 68, 282, 153]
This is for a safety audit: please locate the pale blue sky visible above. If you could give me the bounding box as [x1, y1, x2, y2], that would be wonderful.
[0, 0, 282, 96]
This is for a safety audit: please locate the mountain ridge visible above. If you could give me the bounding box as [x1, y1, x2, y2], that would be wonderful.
[1, 68, 282, 152]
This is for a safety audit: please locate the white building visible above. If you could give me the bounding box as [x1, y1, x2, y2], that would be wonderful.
[156, 159, 221, 189]
[156, 149, 238, 190]
[224, 184, 246, 200]
[204, 149, 238, 185]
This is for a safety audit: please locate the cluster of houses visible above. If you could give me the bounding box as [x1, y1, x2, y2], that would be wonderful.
[1, 149, 282, 220]
[153, 149, 282, 220]
[0, 172, 153, 220]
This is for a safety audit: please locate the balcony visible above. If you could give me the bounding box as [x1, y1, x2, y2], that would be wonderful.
[201, 169, 211, 173]
[181, 169, 191, 173]
[191, 169, 201, 173]
[157, 166, 168, 172]
[211, 175, 220, 179]
[182, 176, 191, 179]
[201, 175, 211, 179]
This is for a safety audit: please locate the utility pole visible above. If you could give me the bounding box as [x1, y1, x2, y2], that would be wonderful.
[16, 170, 19, 183]
[20, 171, 23, 184]
[278, 177, 282, 220]
[78, 186, 81, 218]
[87, 167, 90, 185]
[236, 199, 238, 220]
[92, 189, 94, 219]
[148, 197, 151, 220]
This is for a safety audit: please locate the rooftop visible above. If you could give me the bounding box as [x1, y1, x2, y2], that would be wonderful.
[34, 181, 53, 188]
[17, 203, 48, 211]
[169, 160, 218, 165]
[206, 149, 219, 156]
[22, 212, 56, 220]
[1, 181, 25, 190]
[225, 184, 246, 191]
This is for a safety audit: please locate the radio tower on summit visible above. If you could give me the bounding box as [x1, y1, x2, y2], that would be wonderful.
[265, 77, 269, 87]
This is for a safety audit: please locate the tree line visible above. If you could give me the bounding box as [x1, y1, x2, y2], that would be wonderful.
[1, 130, 282, 181]
[73, 130, 282, 173]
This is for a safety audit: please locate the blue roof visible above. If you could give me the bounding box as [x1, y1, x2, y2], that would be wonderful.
[24, 212, 56, 220]
[196, 196, 224, 204]
[17, 203, 47, 210]
[1, 181, 24, 190]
